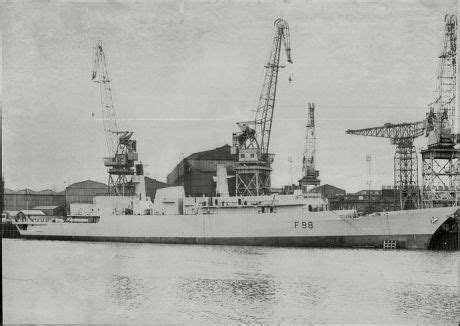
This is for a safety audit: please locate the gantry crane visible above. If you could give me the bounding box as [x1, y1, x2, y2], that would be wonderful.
[346, 120, 426, 210]
[92, 41, 140, 196]
[422, 14, 458, 208]
[231, 18, 292, 196]
[299, 103, 320, 192]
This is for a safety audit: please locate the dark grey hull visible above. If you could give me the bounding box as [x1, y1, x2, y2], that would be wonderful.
[21, 233, 434, 249]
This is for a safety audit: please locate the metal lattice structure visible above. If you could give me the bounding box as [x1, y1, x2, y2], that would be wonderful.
[421, 148, 459, 207]
[422, 14, 458, 208]
[299, 103, 320, 192]
[92, 41, 138, 196]
[346, 120, 426, 210]
[427, 14, 457, 137]
[232, 19, 292, 196]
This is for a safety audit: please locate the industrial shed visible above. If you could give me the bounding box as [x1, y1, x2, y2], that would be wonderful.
[3, 189, 65, 211]
[65, 180, 108, 214]
[16, 209, 46, 221]
[32, 205, 64, 216]
[65, 178, 168, 207]
[66, 180, 108, 204]
[310, 184, 346, 197]
[167, 145, 237, 197]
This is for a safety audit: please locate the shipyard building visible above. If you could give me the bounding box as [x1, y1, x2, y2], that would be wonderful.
[4, 189, 66, 215]
[3, 177, 168, 216]
[66, 178, 168, 212]
[167, 145, 237, 197]
[315, 185, 399, 213]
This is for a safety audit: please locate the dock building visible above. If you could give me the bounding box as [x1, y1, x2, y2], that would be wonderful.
[3, 177, 169, 215]
[4, 189, 65, 212]
[167, 145, 237, 197]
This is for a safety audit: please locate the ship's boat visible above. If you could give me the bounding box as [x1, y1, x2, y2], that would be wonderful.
[14, 175, 459, 250]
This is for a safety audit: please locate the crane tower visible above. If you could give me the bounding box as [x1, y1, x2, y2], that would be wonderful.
[92, 41, 140, 196]
[422, 14, 459, 207]
[299, 103, 320, 192]
[231, 18, 292, 196]
[346, 120, 426, 210]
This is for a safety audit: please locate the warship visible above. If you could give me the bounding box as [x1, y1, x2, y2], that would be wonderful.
[14, 171, 459, 250]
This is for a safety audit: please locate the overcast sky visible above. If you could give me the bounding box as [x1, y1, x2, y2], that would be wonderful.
[2, 0, 458, 192]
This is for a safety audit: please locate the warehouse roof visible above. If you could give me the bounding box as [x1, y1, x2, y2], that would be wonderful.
[67, 179, 107, 189]
[186, 144, 235, 161]
[5, 188, 63, 195]
[36, 189, 58, 194]
[32, 206, 60, 210]
[311, 184, 346, 194]
[145, 177, 169, 186]
[9, 188, 37, 194]
[18, 210, 45, 216]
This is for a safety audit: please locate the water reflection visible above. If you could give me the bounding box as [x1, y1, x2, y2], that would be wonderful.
[207, 246, 273, 257]
[178, 276, 278, 323]
[395, 283, 459, 322]
[180, 276, 277, 304]
[295, 279, 327, 306]
[110, 275, 146, 310]
[4, 239, 459, 324]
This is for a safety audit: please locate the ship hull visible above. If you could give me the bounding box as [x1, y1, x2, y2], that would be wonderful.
[15, 206, 459, 250]
[19, 234, 433, 249]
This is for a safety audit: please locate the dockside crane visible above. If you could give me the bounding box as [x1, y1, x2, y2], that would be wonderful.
[299, 103, 320, 192]
[231, 18, 292, 196]
[92, 41, 140, 196]
[346, 120, 426, 210]
[421, 14, 458, 208]
[426, 14, 457, 146]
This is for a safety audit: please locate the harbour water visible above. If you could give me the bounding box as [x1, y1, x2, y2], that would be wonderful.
[3, 239, 459, 324]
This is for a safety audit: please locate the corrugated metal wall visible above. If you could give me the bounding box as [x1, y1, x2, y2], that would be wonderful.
[3, 178, 170, 213]
[168, 157, 237, 197]
[66, 180, 108, 204]
[4, 194, 65, 211]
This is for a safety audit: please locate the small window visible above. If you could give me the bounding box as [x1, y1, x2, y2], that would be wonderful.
[308, 205, 312, 212]
[250, 153, 255, 158]
[240, 154, 245, 158]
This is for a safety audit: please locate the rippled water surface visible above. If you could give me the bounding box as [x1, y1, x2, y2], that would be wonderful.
[3, 239, 459, 324]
